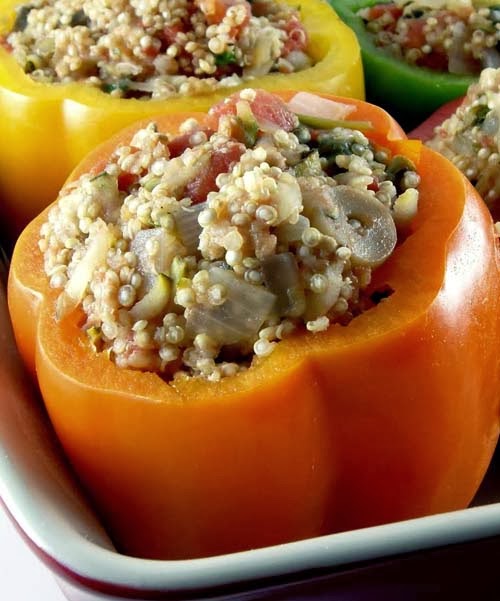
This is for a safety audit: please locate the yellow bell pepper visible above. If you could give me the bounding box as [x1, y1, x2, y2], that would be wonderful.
[0, 0, 363, 246]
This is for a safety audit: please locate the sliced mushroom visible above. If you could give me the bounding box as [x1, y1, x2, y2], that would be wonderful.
[332, 186, 397, 267]
[306, 185, 397, 268]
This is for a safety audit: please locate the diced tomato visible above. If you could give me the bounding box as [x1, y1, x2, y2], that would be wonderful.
[0, 35, 12, 51]
[282, 17, 308, 55]
[187, 142, 245, 203]
[167, 128, 214, 158]
[209, 90, 298, 132]
[418, 50, 449, 72]
[407, 97, 464, 141]
[118, 172, 139, 192]
[143, 44, 160, 59]
[403, 19, 427, 49]
[213, 63, 240, 80]
[158, 23, 185, 49]
[399, 18, 449, 70]
[368, 3, 403, 21]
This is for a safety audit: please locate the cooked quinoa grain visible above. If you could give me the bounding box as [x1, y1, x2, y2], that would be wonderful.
[427, 67, 500, 211]
[359, 1, 500, 75]
[39, 90, 420, 380]
[4, 0, 312, 99]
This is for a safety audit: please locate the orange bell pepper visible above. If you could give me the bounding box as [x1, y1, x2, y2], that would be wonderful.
[8, 91, 500, 560]
[0, 0, 363, 248]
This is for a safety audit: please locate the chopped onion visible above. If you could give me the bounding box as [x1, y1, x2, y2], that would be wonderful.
[482, 48, 500, 70]
[277, 215, 310, 243]
[86, 172, 121, 222]
[160, 151, 209, 198]
[305, 262, 343, 321]
[173, 202, 206, 253]
[272, 173, 303, 224]
[56, 219, 114, 320]
[448, 21, 477, 75]
[243, 28, 276, 78]
[482, 111, 499, 135]
[286, 50, 312, 71]
[185, 267, 276, 345]
[131, 228, 186, 283]
[261, 252, 306, 317]
[287, 92, 356, 121]
[451, 132, 474, 156]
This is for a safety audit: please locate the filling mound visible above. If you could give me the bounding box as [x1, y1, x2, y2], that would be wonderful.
[359, 1, 500, 75]
[39, 90, 420, 381]
[427, 66, 500, 211]
[4, 0, 311, 99]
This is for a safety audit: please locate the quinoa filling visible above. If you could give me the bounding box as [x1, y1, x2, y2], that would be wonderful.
[3, 0, 312, 99]
[358, 1, 500, 75]
[39, 90, 420, 381]
[427, 67, 500, 212]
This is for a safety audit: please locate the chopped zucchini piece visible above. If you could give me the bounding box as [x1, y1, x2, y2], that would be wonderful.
[130, 273, 171, 321]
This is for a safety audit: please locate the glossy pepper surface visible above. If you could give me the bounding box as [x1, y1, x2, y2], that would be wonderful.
[328, 0, 477, 130]
[8, 91, 500, 560]
[0, 0, 363, 247]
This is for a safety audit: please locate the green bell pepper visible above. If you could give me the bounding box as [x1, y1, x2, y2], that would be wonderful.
[328, 0, 477, 130]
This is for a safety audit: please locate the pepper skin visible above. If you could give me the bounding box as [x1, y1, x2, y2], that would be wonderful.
[408, 97, 465, 141]
[0, 0, 363, 249]
[328, 0, 477, 130]
[8, 92, 500, 560]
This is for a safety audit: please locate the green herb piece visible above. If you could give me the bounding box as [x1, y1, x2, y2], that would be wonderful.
[236, 117, 258, 147]
[297, 113, 373, 131]
[14, 5, 33, 32]
[292, 125, 312, 145]
[489, 6, 500, 23]
[70, 9, 90, 27]
[24, 59, 36, 73]
[317, 132, 354, 157]
[214, 50, 238, 66]
[294, 150, 324, 177]
[472, 104, 490, 127]
[86, 326, 103, 352]
[101, 79, 131, 94]
[144, 176, 162, 192]
[386, 154, 417, 188]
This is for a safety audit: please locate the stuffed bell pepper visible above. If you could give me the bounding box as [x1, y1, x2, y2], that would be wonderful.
[329, 0, 500, 129]
[410, 67, 500, 218]
[0, 0, 363, 247]
[8, 89, 500, 559]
